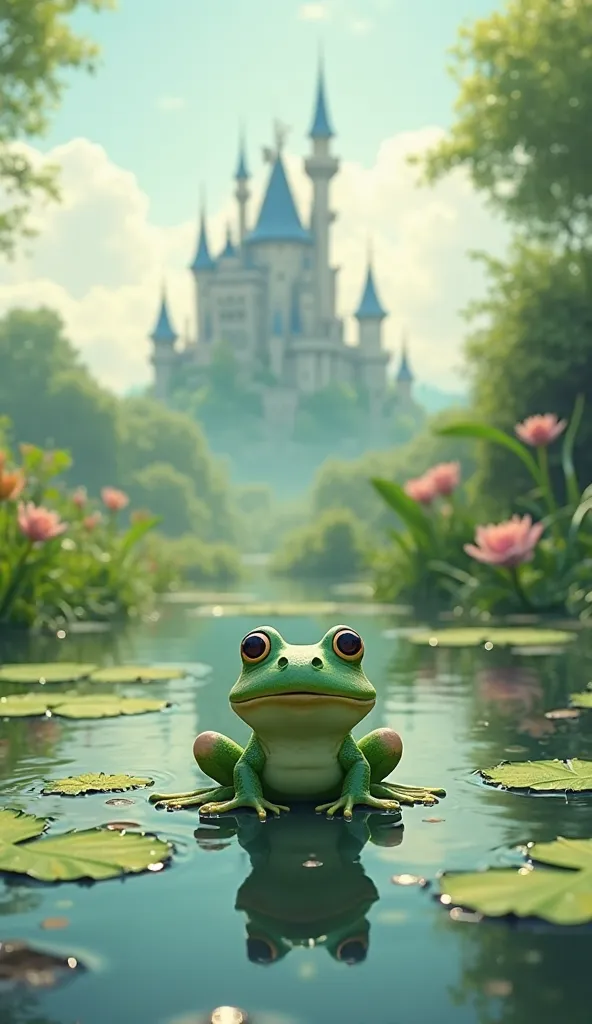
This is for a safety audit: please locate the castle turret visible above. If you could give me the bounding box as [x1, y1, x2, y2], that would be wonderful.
[149, 284, 178, 402]
[234, 131, 251, 248]
[190, 202, 215, 355]
[304, 56, 339, 332]
[396, 335, 414, 404]
[355, 256, 389, 417]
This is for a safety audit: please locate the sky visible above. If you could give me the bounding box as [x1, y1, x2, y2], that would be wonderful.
[0, 0, 509, 395]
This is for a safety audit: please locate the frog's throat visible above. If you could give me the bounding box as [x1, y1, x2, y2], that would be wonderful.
[230, 693, 375, 709]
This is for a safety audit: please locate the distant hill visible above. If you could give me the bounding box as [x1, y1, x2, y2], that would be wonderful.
[415, 383, 469, 414]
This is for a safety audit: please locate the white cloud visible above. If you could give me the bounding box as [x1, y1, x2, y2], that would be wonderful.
[156, 96, 186, 112]
[298, 3, 329, 20]
[0, 129, 507, 395]
[348, 17, 374, 33]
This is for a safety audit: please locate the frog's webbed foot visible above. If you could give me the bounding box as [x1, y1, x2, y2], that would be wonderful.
[149, 786, 233, 811]
[200, 795, 290, 821]
[372, 782, 446, 807]
[315, 792, 400, 821]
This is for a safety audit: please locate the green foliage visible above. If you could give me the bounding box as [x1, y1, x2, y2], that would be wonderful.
[43, 773, 154, 796]
[0, 663, 97, 683]
[480, 759, 592, 793]
[440, 837, 592, 926]
[0, 693, 169, 718]
[294, 383, 364, 443]
[127, 462, 209, 538]
[417, 0, 592, 244]
[0, 807, 172, 882]
[271, 508, 370, 581]
[0, 0, 115, 257]
[570, 688, 592, 709]
[146, 534, 242, 586]
[182, 339, 263, 441]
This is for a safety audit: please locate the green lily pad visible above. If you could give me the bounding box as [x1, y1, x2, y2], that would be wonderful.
[0, 808, 48, 847]
[87, 666, 186, 684]
[571, 690, 592, 709]
[0, 810, 172, 882]
[0, 663, 97, 684]
[408, 628, 576, 648]
[439, 837, 592, 925]
[43, 773, 154, 797]
[0, 693, 169, 719]
[481, 759, 592, 792]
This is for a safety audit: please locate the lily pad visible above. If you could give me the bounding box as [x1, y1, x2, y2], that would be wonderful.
[0, 808, 48, 847]
[87, 666, 186, 684]
[0, 810, 172, 882]
[408, 627, 576, 649]
[571, 690, 592, 709]
[0, 693, 169, 719]
[0, 663, 96, 684]
[439, 836, 592, 925]
[43, 773, 154, 797]
[480, 759, 592, 793]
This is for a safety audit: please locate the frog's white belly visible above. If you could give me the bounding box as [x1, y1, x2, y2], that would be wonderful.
[261, 738, 344, 798]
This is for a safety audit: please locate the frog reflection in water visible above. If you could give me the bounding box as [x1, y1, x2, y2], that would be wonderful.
[150, 625, 445, 818]
[195, 809, 403, 965]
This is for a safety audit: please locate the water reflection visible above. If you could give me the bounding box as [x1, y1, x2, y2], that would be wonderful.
[195, 809, 402, 967]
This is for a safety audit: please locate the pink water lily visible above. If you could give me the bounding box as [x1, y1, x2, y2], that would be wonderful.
[404, 474, 437, 505]
[17, 503, 67, 543]
[515, 414, 567, 447]
[101, 486, 129, 512]
[464, 514, 544, 568]
[83, 512, 102, 531]
[72, 486, 87, 508]
[426, 461, 461, 497]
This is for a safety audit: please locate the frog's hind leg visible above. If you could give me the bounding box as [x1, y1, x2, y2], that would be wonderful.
[149, 731, 244, 810]
[358, 728, 445, 807]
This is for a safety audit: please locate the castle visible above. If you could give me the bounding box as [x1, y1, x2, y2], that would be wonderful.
[148, 60, 414, 439]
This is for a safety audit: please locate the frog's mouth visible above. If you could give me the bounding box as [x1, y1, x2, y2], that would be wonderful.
[231, 691, 375, 706]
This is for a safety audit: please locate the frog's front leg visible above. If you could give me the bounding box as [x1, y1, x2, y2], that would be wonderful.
[315, 734, 400, 820]
[359, 728, 446, 806]
[200, 734, 289, 821]
[149, 731, 243, 810]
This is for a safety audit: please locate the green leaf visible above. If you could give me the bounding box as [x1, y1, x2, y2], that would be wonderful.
[0, 828, 172, 882]
[0, 808, 48, 847]
[439, 837, 592, 926]
[481, 759, 592, 792]
[570, 691, 592, 710]
[434, 422, 540, 481]
[0, 693, 169, 719]
[118, 516, 161, 558]
[0, 663, 97, 684]
[42, 773, 154, 797]
[370, 478, 433, 548]
[562, 394, 585, 506]
[408, 627, 577, 648]
[87, 666, 186, 684]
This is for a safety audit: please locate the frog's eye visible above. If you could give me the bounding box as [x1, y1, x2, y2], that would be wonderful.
[335, 935, 368, 964]
[332, 628, 364, 662]
[247, 935, 278, 964]
[241, 631, 271, 664]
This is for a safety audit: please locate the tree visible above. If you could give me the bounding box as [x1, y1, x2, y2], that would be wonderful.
[294, 382, 363, 444]
[0, 0, 114, 257]
[417, 0, 592, 248]
[271, 508, 370, 580]
[128, 463, 210, 538]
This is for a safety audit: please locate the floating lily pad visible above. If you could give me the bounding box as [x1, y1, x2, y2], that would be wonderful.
[0, 808, 48, 847]
[571, 690, 592, 709]
[439, 837, 592, 925]
[0, 693, 169, 719]
[408, 628, 576, 648]
[43, 773, 154, 797]
[481, 759, 592, 793]
[87, 666, 186, 684]
[0, 663, 97, 684]
[0, 811, 172, 882]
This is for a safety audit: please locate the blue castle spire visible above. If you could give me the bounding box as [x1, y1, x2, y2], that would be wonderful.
[190, 204, 215, 272]
[397, 337, 414, 382]
[309, 55, 335, 139]
[220, 223, 237, 259]
[247, 153, 312, 245]
[355, 258, 387, 320]
[150, 286, 178, 345]
[235, 130, 250, 181]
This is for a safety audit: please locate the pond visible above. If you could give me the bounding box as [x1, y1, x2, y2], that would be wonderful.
[1, 572, 592, 1024]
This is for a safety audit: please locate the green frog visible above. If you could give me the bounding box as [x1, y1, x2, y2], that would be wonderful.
[149, 624, 445, 819]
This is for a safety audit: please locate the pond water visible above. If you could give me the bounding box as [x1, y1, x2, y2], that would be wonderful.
[1, 573, 592, 1024]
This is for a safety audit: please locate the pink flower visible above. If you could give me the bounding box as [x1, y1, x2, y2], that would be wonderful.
[72, 486, 87, 508]
[515, 414, 567, 447]
[426, 461, 461, 497]
[101, 486, 129, 512]
[83, 512, 102, 531]
[404, 474, 437, 505]
[464, 514, 544, 568]
[0, 469, 25, 502]
[17, 502, 67, 543]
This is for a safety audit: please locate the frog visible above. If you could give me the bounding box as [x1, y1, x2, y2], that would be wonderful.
[149, 624, 446, 820]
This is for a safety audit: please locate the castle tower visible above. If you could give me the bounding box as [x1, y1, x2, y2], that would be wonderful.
[190, 201, 216, 351]
[304, 55, 339, 333]
[234, 131, 251, 248]
[355, 256, 389, 415]
[149, 284, 178, 402]
[396, 335, 414, 404]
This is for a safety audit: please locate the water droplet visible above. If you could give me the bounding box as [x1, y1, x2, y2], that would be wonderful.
[428, 637, 438, 647]
[212, 605, 224, 617]
[147, 861, 165, 872]
[449, 907, 483, 923]
[440, 893, 452, 905]
[391, 873, 426, 887]
[56, 630, 67, 639]
[484, 642, 494, 651]
[67, 957, 77, 969]
[302, 858, 323, 868]
[210, 1008, 247, 1024]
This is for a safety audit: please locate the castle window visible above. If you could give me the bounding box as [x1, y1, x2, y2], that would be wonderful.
[217, 295, 246, 324]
